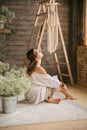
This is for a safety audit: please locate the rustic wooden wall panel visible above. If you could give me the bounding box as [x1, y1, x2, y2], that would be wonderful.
[3, 0, 71, 77]
[77, 46, 87, 86]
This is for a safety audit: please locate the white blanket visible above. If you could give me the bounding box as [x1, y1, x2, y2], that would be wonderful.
[0, 99, 87, 127]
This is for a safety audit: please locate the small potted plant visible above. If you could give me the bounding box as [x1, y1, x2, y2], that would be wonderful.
[0, 62, 31, 114]
[0, 5, 15, 29]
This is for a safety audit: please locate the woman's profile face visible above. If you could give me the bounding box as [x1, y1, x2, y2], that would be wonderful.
[35, 49, 43, 60]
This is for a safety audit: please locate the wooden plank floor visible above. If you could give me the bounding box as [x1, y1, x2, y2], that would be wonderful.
[0, 84, 87, 130]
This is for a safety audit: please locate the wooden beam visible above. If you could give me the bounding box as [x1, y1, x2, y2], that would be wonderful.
[84, 0, 87, 45]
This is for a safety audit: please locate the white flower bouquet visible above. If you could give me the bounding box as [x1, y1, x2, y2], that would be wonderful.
[0, 63, 31, 97]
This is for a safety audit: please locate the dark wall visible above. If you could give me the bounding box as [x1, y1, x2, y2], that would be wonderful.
[70, 0, 84, 83]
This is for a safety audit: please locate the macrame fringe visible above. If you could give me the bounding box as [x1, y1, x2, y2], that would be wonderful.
[47, 4, 58, 54]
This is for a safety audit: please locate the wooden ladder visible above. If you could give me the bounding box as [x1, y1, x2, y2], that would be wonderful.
[33, 0, 74, 85]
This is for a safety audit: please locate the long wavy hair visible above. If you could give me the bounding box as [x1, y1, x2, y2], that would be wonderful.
[26, 48, 38, 75]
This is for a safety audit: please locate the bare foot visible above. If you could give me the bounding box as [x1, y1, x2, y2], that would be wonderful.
[66, 96, 77, 100]
[61, 82, 77, 100]
[46, 98, 61, 104]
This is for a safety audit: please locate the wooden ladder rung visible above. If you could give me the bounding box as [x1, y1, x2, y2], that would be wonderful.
[36, 12, 47, 17]
[56, 62, 67, 65]
[60, 73, 70, 77]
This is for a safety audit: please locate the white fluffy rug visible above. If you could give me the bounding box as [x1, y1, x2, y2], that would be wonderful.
[0, 99, 87, 127]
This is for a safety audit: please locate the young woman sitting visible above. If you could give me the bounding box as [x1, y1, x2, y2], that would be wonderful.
[25, 48, 76, 104]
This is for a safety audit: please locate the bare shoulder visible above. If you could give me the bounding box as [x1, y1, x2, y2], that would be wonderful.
[35, 66, 47, 74]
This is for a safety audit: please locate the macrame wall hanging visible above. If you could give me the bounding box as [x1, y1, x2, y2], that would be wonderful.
[47, 4, 58, 54]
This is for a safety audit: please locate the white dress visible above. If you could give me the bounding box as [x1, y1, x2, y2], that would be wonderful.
[25, 72, 61, 104]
